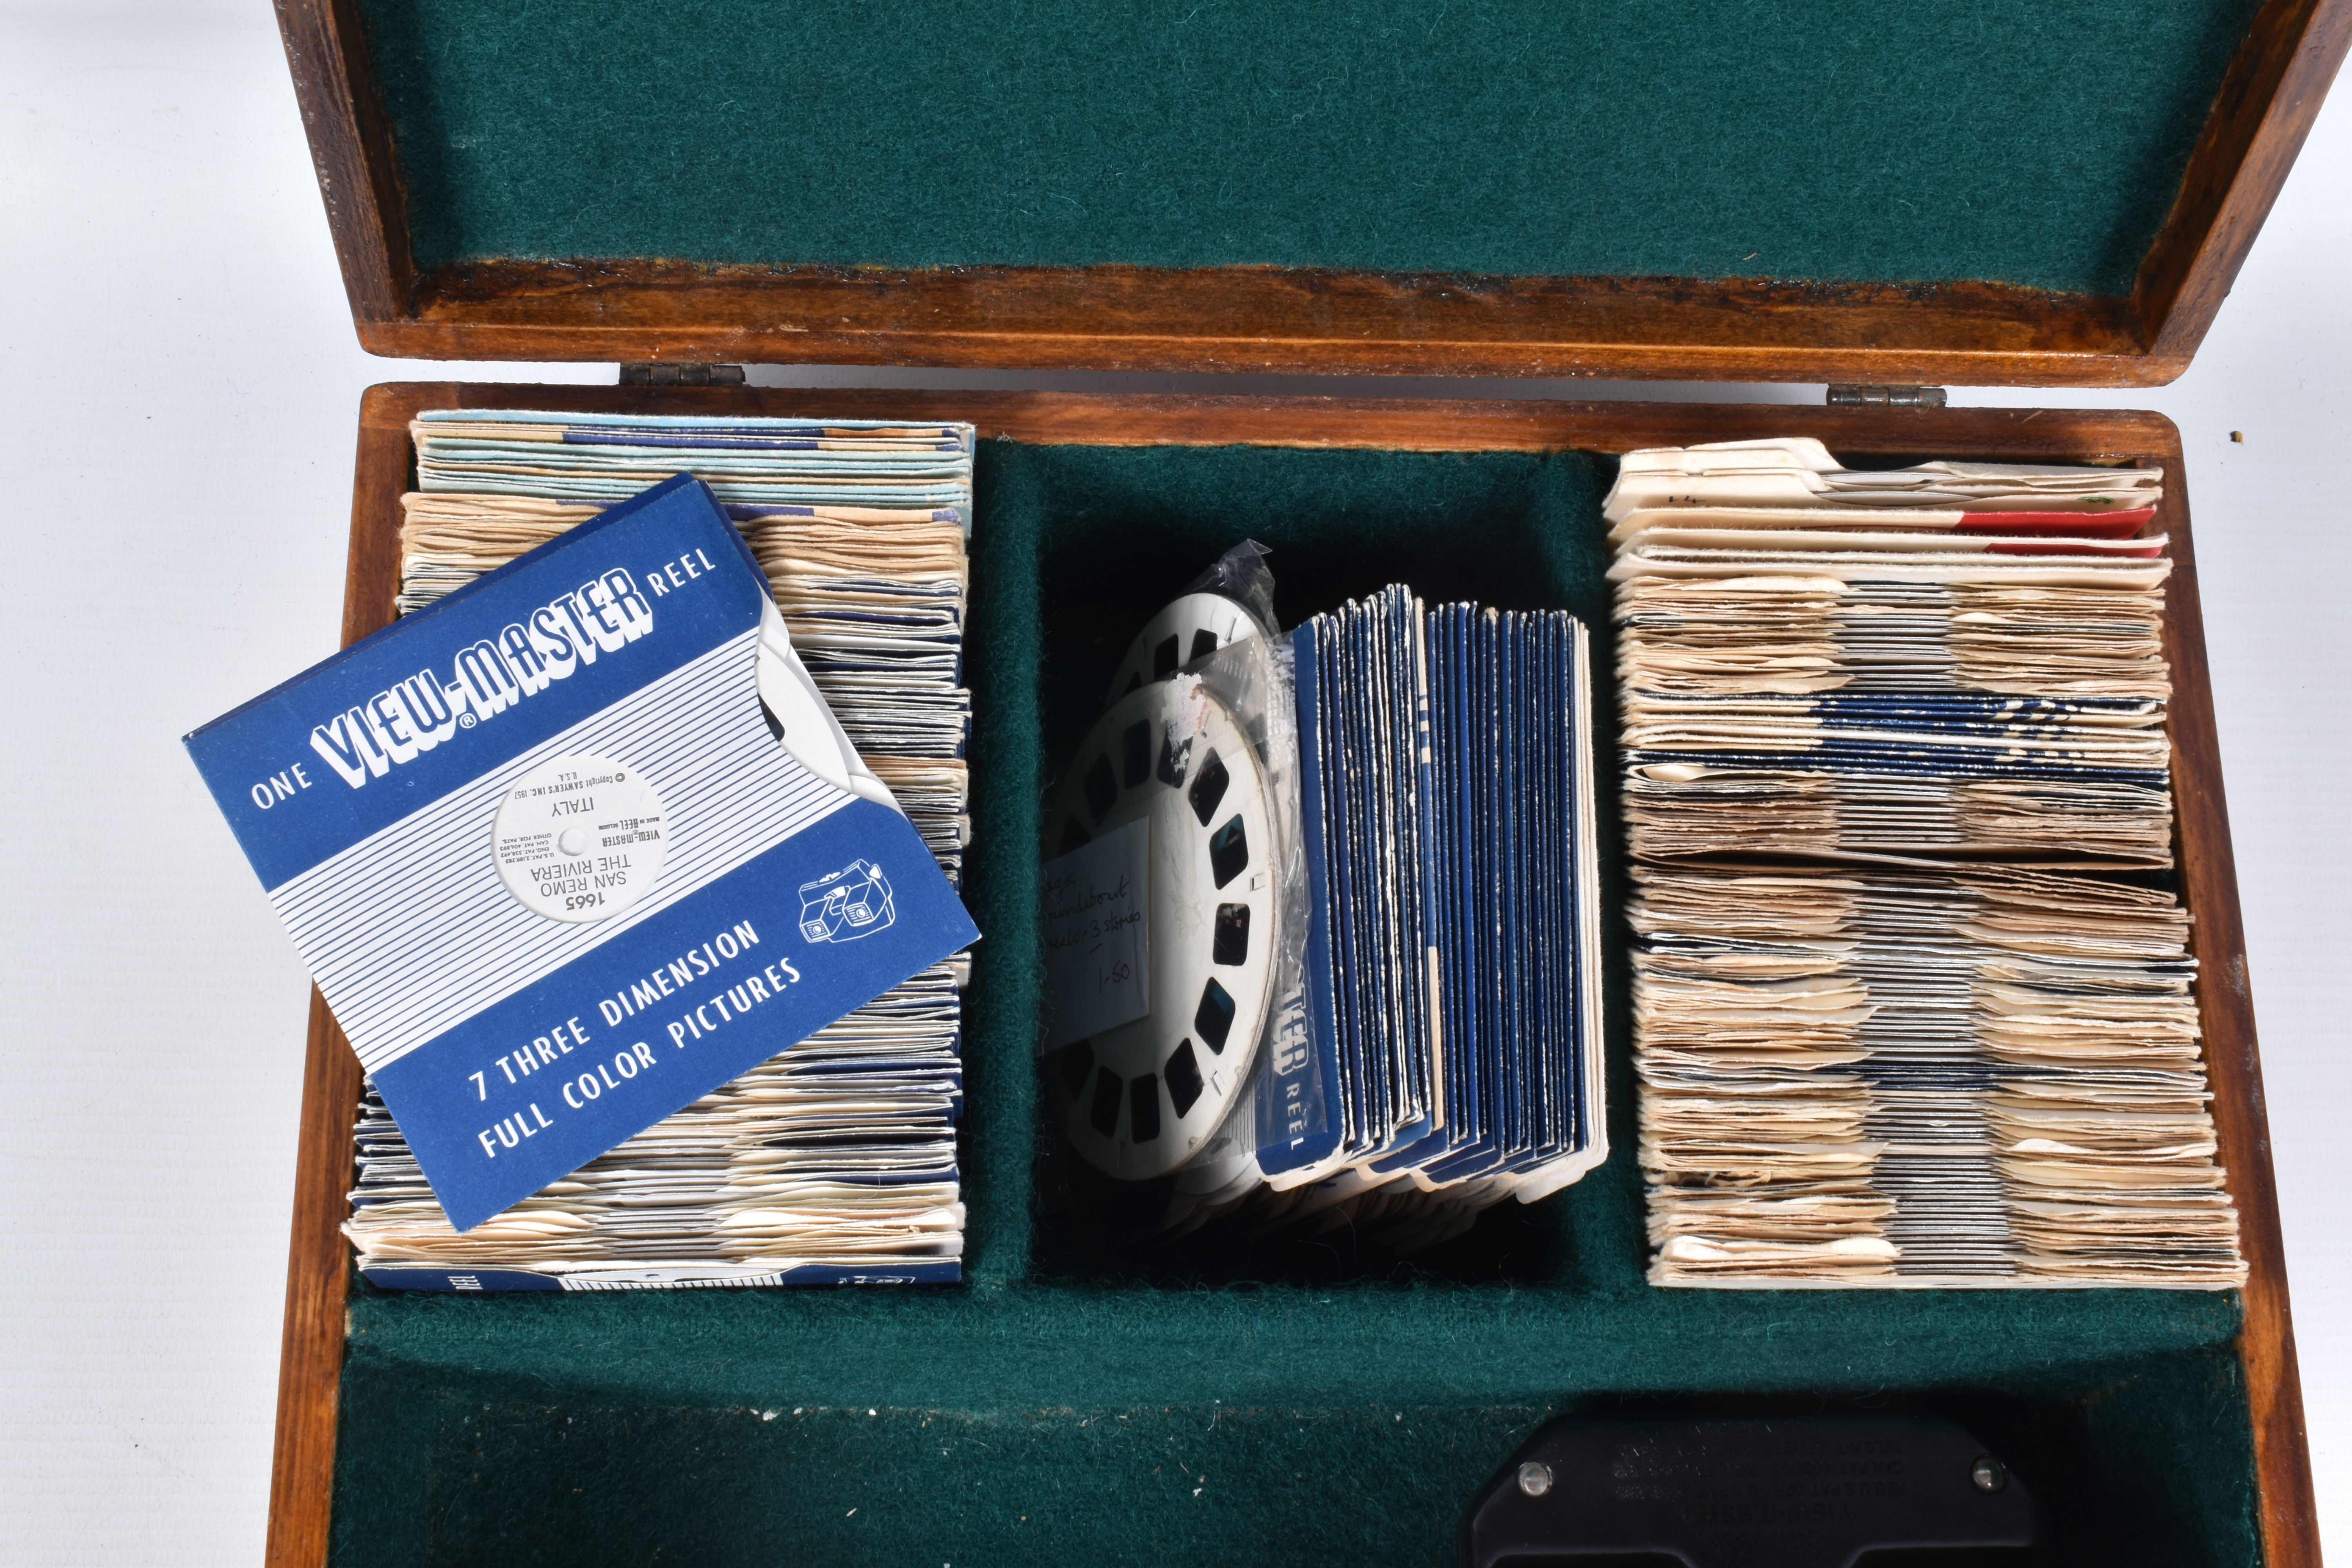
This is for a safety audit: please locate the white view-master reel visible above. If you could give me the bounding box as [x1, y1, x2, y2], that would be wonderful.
[1103, 592, 1266, 708]
[1045, 675, 1280, 1181]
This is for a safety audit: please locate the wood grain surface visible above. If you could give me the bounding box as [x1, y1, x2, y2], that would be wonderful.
[269, 0, 412, 324]
[261, 401, 407, 1568]
[2156, 450, 2320, 1568]
[361, 263, 2160, 385]
[2138, 0, 2352, 362]
[260, 386, 2316, 1568]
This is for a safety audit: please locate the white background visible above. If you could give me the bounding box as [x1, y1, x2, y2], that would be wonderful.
[1, 3, 2345, 1561]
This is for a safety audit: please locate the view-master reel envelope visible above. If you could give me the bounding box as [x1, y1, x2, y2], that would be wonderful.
[184, 474, 977, 1231]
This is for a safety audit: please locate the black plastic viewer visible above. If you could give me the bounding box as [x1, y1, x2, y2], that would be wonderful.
[1466, 1417, 2044, 1568]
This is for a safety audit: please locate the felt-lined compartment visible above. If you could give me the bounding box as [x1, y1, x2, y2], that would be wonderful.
[350, 0, 2261, 299]
[328, 440, 2261, 1568]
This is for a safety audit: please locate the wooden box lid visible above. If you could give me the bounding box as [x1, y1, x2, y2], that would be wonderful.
[282, 0, 2348, 386]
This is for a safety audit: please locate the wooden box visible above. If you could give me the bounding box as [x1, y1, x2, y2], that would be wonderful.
[265, 2, 2348, 1563]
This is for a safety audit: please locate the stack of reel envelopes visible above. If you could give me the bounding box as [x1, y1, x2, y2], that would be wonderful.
[1614, 439, 2243, 1288]
[344, 412, 976, 1289]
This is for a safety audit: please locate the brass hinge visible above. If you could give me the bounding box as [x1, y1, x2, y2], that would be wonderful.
[1825, 385, 1948, 408]
[618, 363, 747, 388]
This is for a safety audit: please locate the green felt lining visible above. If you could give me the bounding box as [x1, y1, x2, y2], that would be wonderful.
[350, 0, 2265, 297]
[331, 443, 2260, 1567]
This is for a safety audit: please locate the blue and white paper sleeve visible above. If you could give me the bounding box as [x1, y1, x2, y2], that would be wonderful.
[185, 475, 979, 1231]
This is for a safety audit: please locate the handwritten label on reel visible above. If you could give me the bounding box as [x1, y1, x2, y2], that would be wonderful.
[1039, 817, 1151, 1051]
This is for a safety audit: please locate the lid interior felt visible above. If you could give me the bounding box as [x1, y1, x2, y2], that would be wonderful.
[356, 0, 2261, 298]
